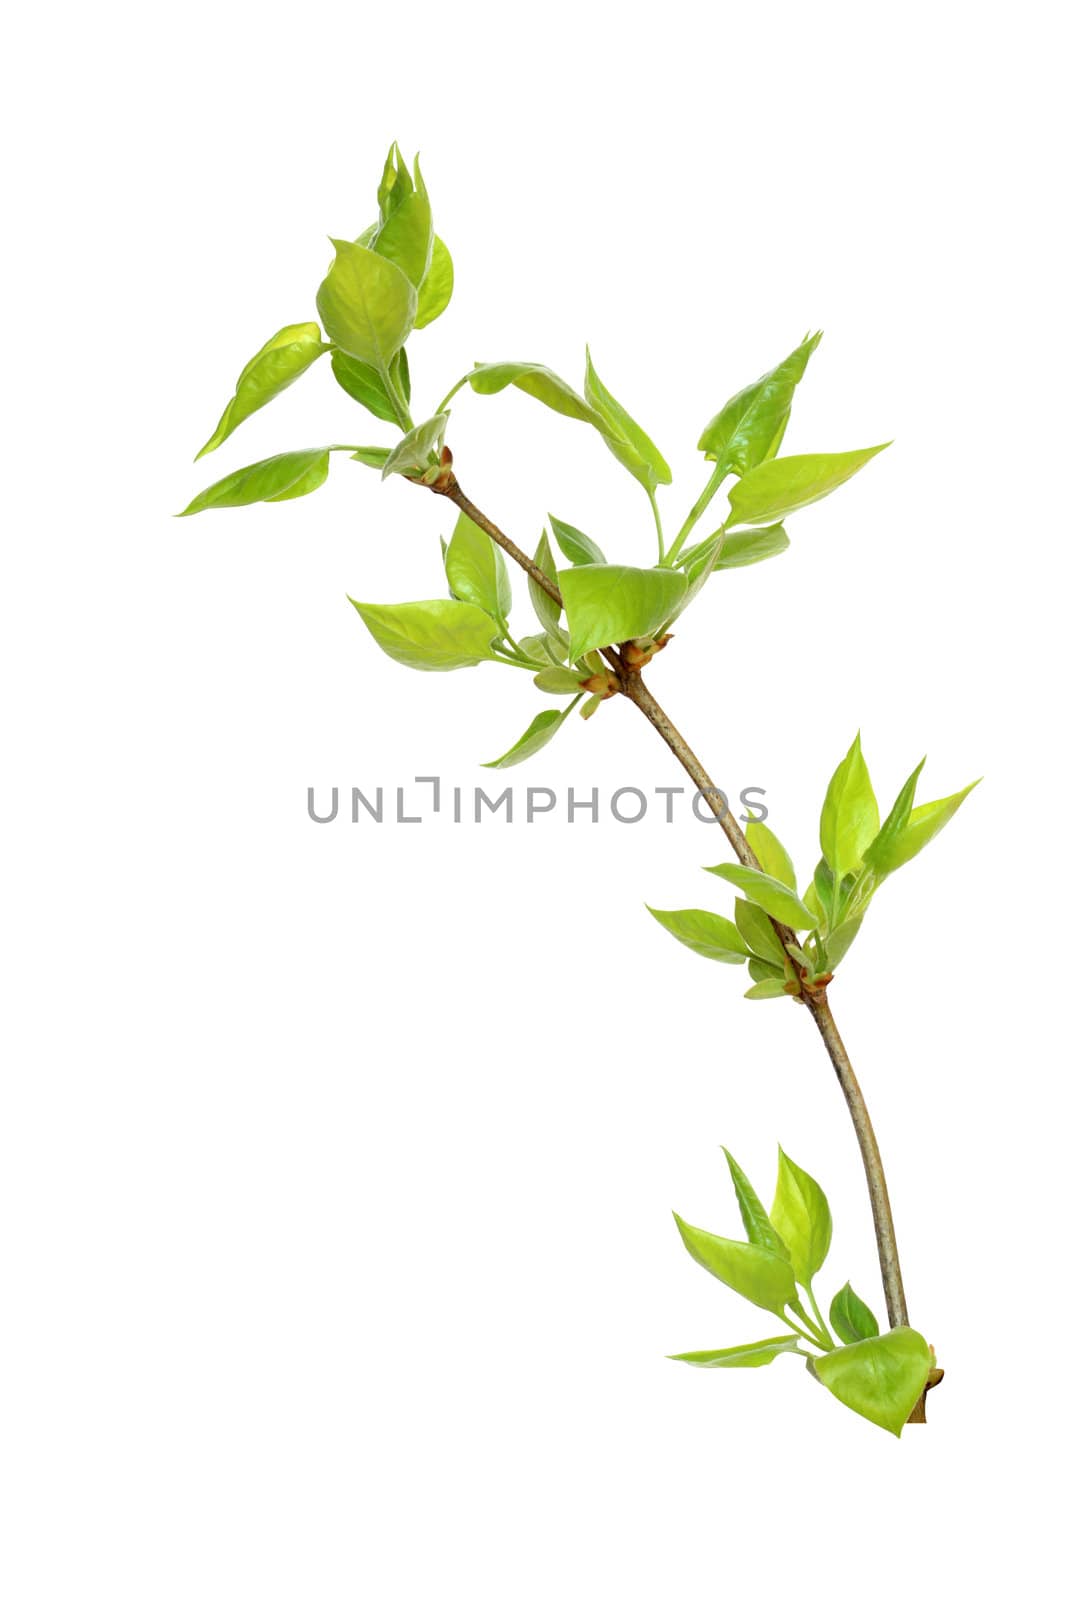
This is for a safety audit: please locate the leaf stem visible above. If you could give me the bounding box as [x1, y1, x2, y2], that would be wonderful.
[803, 1285, 835, 1348]
[648, 488, 666, 564]
[665, 459, 729, 565]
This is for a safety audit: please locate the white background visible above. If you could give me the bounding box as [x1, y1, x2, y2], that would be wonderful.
[3, 2, 1064, 1594]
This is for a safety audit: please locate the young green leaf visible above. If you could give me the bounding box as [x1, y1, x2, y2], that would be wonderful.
[744, 819, 796, 890]
[829, 1282, 880, 1345]
[820, 733, 880, 878]
[549, 514, 606, 566]
[873, 780, 981, 875]
[673, 1214, 797, 1315]
[331, 350, 408, 425]
[811, 1328, 932, 1436]
[517, 631, 564, 667]
[769, 1148, 832, 1288]
[349, 597, 501, 672]
[584, 347, 672, 490]
[316, 240, 417, 372]
[534, 666, 585, 694]
[558, 564, 687, 659]
[349, 446, 392, 470]
[734, 899, 783, 967]
[669, 1335, 802, 1369]
[716, 525, 791, 570]
[445, 511, 511, 623]
[744, 977, 791, 999]
[196, 323, 327, 459]
[705, 863, 816, 929]
[722, 1150, 790, 1260]
[822, 917, 864, 970]
[179, 449, 330, 515]
[467, 361, 600, 424]
[863, 758, 926, 877]
[529, 531, 566, 643]
[372, 154, 433, 289]
[646, 907, 749, 964]
[381, 413, 450, 480]
[725, 444, 889, 528]
[415, 234, 454, 329]
[483, 706, 574, 769]
[699, 332, 822, 476]
[376, 142, 414, 220]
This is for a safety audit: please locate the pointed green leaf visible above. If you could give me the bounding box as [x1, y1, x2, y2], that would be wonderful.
[812, 1328, 932, 1436]
[549, 514, 606, 566]
[316, 239, 417, 371]
[699, 332, 821, 476]
[745, 819, 796, 890]
[376, 142, 414, 220]
[822, 917, 864, 970]
[705, 863, 816, 929]
[483, 706, 573, 769]
[769, 1148, 832, 1287]
[415, 234, 454, 329]
[875, 781, 980, 875]
[829, 1282, 880, 1345]
[558, 564, 687, 659]
[372, 154, 433, 289]
[349, 597, 500, 672]
[584, 348, 672, 489]
[726, 444, 889, 528]
[445, 511, 511, 623]
[820, 733, 880, 877]
[734, 899, 783, 967]
[863, 758, 926, 877]
[381, 413, 449, 480]
[646, 907, 748, 964]
[468, 361, 601, 424]
[179, 449, 330, 515]
[330, 349, 407, 425]
[722, 1150, 790, 1261]
[517, 630, 563, 667]
[716, 525, 791, 570]
[196, 323, 326, 459]
[673, 1214, 797, 1315]
[669, 1334, 802, 1369]
[529, 531, 565, 643]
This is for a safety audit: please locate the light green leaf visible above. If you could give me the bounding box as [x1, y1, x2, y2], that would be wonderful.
[822, 917, 864, 970]
[445, 511, 511, 623]
[316, 240, 417, 371]
[745, 977, 791, 1000]
[722, 1150, 791, 1261]
[705, 863, 816, 929]
[376, 142, 414, 220]
[716, 525, 791, 570]
[415, 234, 454, 329]
[468, 361, 600, 424]
[559, 564, 687, 659]
[873, 780, 981, 875]
[381, 413, 449, 480]
[196, 323, 327, 459]
[820, 733, 880, 877]
[584, 347, 672, 490]
[812, 1328, 932, 1436]
[646, 906, 749, 964]
[330, 349, 408, 425]
[726, 444, 889, 528]
[530, 531, 566, 643]
[483, 706, 573, 768]
[745, 819, 796, 890]
[734, 899, 783, 967]
[579, 694, 603, 720]
[699, 332, 821, 476]
[549, 514, 606, 566]
[349, 446, 392, 470]
[534, 666, 585, 694]
[669, 1334, 802, 1369]
[349, 597, 500, 672]
[863, 758, 925, 877]
[372, 154, 433, 289]
[179, 449, 330, 515]
[673, 1214, 797, 1315]
[517, 631, 564, 666]
[812, 857, 836, 925]
[747, 958, 783, 984]
[829, 1282, 880, 1345]
[769, 1148, 832, 1288]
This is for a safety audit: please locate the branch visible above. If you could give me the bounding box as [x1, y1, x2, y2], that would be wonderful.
[424, 471, 932, 1418]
